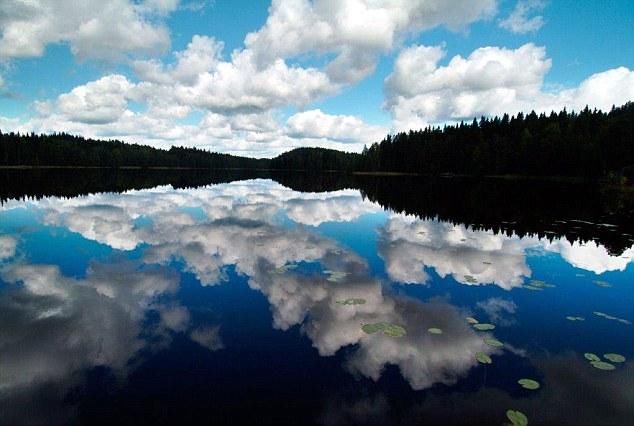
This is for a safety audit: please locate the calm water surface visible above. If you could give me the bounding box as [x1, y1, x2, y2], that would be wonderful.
[0, 177, 632, 425]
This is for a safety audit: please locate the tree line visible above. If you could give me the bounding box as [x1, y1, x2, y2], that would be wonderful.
[359, 102, 634, 178]
[1, 102, 633, 178]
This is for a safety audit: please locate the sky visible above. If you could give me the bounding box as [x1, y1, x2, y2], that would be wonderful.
[0, 0, 632, 158]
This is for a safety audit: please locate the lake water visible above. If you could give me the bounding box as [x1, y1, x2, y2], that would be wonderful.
[1, 173, 633, 425]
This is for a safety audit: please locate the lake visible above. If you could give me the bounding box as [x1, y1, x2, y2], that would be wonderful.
[1, 171, 632, 425]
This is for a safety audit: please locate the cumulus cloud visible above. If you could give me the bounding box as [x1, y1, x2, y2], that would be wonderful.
[476, 297, 517, 325]
[0, 0, 173, 61]
[2, 0, 502, 156]
[386, 43, 634, 130]
[542, 239, 634, 275]
[189, 326, 224, 351]
[378, 215, 531, 289]
[286, 109, 388, 144]
[499, 0, 546, 34]
[0, 235, 17, 260]
[0, 260, 179, 392]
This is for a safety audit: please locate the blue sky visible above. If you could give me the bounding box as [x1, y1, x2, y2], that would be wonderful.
[0, 0, 632, 157]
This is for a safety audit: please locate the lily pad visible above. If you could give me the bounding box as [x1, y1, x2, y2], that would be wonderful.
[466, 317, 479, 324]
[383, 324, 407, 337]
[361, 323, 385, 334]
[482, 261, 492, 265]
[326, 271, 348, 282]
[361, 322, 406, 337]
[484, 338, 504, 348]
[566, 316, 585, 321]
[518, 378, 540, 390]
[473, 323, 496, 331]
[529, 280, 555, 288]
[464, 275, 478, 284]
[428, 328, 443, 335]
[475, 352, 492, 364]
[336, 298, 366, 306]
[506, 410, 528, 426]
[584, 353, 601, 362]
[522, 285, 543, 291]
[590, 361, 616, 370]
[593, 280, 612, 288]
[604, 353, 626, 363]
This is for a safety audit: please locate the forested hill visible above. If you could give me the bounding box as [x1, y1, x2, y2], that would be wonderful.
[359, 102, 634, 178]
[1, 102, 633, 178]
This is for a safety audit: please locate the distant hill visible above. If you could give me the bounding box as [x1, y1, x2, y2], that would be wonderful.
[1, 102, 633, 178]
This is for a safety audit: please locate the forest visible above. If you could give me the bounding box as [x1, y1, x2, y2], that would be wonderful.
[1, 102, 633, 178]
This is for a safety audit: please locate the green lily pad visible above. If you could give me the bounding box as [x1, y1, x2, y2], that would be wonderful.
[326, 270, 348, 282]
[566, 316, 585, 321]
[464, 275, 478, 284]
[383, 323, 407, 337]
[482, 261, 492, 265]
[428, 328, 443, 335]
[506, 409, 528, 426]
[593, 311, 608, 317]
[522, 285, 543, 291]
[361, 323, 385, 334]
[361, 322, 406, 337]
[617, 318, 632, 325]
[529, 280, 555, 288]
[518, 378, 540, 390]
[466, 317, 479, 324]
[336, 298, 366, 306]
[604, 353, 626, 363]
[593, 280, 612, 288]
[475, 352, 492, 364]
[584, 353, 601, 362]
[473, 323, 496, 331]
[591, 361, 616, 370]
[484, 338, 504, 348]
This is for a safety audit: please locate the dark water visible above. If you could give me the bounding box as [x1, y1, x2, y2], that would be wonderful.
[1, 172, 632, 425]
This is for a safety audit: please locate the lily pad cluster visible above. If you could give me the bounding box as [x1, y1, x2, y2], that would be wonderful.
[465, 317, 479, 324]
[593, 311, 631, 325]
[361, 322, 407, 337]
[336, 298, 366, 306]
[584, 352, 626, 370]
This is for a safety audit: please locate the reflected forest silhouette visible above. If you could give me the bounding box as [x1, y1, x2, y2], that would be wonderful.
[2, 169, 634, 256]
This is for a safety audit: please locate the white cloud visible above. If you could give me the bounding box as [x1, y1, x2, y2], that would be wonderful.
[0, 0, 173, 61]
[499, 0, 546, 34]
[245, 0, 497, 82]
[0, 260, 180, 392]
[57, 75, 135, 124]
[378, 216, 531, 289]
[2, 0, 500, 156]
[286, 109, 388, 143]
[0, 235, 17, 260]
[386, 43, 634, 130]
[542, 239, 634, 275]
[190, 326, 224, 351]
